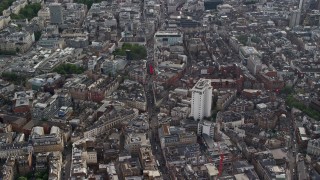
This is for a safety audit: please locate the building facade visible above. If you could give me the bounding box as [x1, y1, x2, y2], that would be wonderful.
[30, 126, 64, 153]
[49, 3, 64, 25]
[190, 79, 212, 121]
[307, 138, 320, 156]
[289, 9, 301, 28]
[154, 31, 183, 46]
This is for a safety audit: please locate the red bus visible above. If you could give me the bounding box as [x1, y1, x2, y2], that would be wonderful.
[149, 64, 154, 75]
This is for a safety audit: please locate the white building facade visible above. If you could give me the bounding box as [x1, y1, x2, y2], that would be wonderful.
[190, 79, 212, 121]
[198, 120, 215, 138]
[154, 31, 183, 46]
[247, 55, 262, 75]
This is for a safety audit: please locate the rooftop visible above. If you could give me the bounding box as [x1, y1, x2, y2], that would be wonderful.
[193, 78, 212, 90]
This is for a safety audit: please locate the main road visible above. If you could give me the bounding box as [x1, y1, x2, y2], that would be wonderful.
[141, 0, 171, 178]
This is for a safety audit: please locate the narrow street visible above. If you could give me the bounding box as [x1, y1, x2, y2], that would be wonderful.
[63, 144, 72, 180]
[287, 112, 298, 180]
[143, 11, 171, 177]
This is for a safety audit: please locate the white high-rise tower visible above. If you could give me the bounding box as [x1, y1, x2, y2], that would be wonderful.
[190, 79, 213, 121]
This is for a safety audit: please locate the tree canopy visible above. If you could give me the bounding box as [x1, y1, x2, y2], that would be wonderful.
[280, 86, 293, 95]
[17, 177, 28, 180]
[34, 170, 48, 180]
[53, 63, 85, 75]
[34, 31, 42, 41]
[0, 0, 15, 16]
[286, 95, 320, 120]
[113, 43, 147, 60]
[251, 36, 261, 44]
[1, 72, 26, 85]
[0, 50, 16, 55]
[244, 0, 257, 5]
[236, 35, 261, 45]
[236, 35, 248, 45]
[10, 3, 41, 20]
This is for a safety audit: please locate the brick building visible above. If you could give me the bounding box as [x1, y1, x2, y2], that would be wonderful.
[258, 70, 285, 91]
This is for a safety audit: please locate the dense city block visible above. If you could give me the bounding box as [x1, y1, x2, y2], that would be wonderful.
[0, 0, 320, 179]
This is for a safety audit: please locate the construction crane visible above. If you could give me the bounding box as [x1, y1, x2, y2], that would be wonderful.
[218, 142, 224, 176]
[208, 142, 225, 179]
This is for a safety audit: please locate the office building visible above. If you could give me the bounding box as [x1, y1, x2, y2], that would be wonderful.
[239, 46, 260, 62]
[154, 31, 183, 46]
[289, 9, 301, 28]
[158, 125, 197, 148]
[30, 126, 64, 153]
[247, 55, 262, 75]
[190, 79, 212, 121]
[307, 138, 320, 156]
[49, 3, 64, 25]
[125, 133, 150, 155]
[16, 153, 32, 176]
[198, 120, 215, 138]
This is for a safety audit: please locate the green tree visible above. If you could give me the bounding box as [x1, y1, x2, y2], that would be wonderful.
[53, 64, 85, 75]
[34, 31, 42, 41]
[17, 24, 22, 31]
[113, 43, 147, 60]
[244, 0, 257, 5]
[1, 72, 26, 85]
[43, 173, 48, 180]
[236, 35, 248, 45]
[25, 172, 33, 179]
[281, 86, 293, 95]
[0, 0, 16, 16]
[251, 36, 260, 43]
[0, 50, 16, 55]
[35, 171, 44, 178]
[10, 3, 41, 20]
[17, 177, 28, 180]
[211, 109, 219, 121]
[286, 95, 320, 120]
